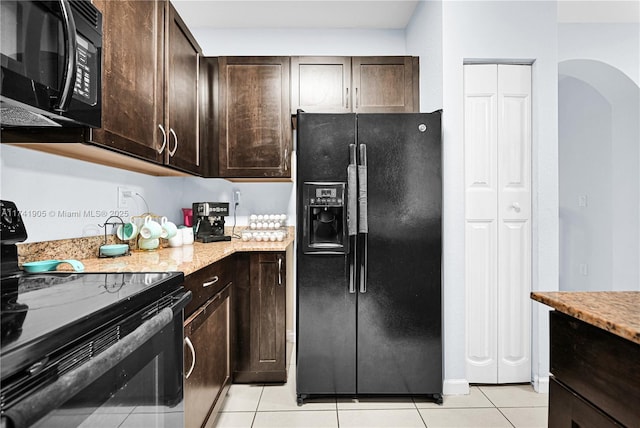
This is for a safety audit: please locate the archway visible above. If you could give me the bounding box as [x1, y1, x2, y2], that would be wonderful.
[559, 59, 640, 291]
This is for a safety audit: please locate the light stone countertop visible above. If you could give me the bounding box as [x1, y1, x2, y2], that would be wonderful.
[531, 291, 640, 345]
[53, 233, 294, 277]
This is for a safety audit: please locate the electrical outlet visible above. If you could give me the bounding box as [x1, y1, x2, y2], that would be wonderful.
[580, 264, 588, 276]
[117, 187, 134, 208]
[578, 195, 588, 207]
[233, 189, 241, 205]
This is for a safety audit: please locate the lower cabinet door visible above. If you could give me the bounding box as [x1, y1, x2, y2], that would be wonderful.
[184, 283, 232, 428]
[234, 252, 287, 383]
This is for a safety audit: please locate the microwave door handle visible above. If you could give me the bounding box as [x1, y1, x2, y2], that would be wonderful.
[54, 0, 78, 112]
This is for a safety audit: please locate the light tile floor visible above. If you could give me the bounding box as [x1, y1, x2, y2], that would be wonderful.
[214, 348, 548, 428]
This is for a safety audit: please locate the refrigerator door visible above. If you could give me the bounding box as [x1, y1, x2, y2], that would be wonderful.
[296, 113, 358, 396]
[356, 113, 443, 394]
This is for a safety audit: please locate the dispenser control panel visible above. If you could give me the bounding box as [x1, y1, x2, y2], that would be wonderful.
[309, 186, 344, 206]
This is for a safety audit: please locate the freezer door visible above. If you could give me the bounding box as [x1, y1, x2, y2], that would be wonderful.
[296, 113, 358, 396]
[356, 113, 443, 394]
[296, 254, 357, 395]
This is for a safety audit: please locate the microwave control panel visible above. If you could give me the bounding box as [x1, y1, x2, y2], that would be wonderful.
[73, 34, 98, 105]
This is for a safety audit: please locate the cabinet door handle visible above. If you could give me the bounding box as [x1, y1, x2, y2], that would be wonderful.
[355, 87, 359, 109]
[284, 148, 288, 171]
[346, 88, 349, 109]
[203, 276, 219, 287]
[168, 128, 178, 157]
[278, 257, 282, 286]
[184, 336, 196, 379]
[157, 124, 167, 154]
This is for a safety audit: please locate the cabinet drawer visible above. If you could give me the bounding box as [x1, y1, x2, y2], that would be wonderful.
[550, 311, 640, 427]
[549, 378, 622, 428]
[184, 256, 234, 317]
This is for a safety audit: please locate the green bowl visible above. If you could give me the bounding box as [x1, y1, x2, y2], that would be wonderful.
[22, 260, 60, 273]
[99, 244, 129, 257]
[22, 259, 85, 273]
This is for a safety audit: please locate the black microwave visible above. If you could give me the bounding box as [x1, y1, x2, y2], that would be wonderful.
[0, 0, 102, 128]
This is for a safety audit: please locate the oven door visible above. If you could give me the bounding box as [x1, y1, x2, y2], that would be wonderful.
[1, 291, 190, 428]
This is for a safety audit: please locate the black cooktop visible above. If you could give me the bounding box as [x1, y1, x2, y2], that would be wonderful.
[0, 271, 184, 382]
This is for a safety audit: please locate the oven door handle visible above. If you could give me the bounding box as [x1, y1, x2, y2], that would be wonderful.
[3, 307, 176, 428]
[184, 337, 196, 379]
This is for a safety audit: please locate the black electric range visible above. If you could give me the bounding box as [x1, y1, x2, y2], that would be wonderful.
[0, 201, 188, 421]
[1, 271, 185, 381]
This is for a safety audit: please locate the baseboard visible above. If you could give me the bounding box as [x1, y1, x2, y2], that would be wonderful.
[533, 375, 550, 393]
[287, 329, 295, 343]
[443, 379, 470, 395]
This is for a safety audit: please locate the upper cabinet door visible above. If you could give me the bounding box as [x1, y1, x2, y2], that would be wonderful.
[291, 57, 351, 114]
[92, 0, 165, 162]
[352, 56, 416, 113]
[165, 3, 202, 175]
[218, 57, 292, 179]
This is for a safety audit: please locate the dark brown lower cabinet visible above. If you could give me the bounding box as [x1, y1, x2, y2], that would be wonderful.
[549, 379, 621, 428]
[548, 311, 639, 428]
[234, 252, 287, 383]
[184, 282, 232, 428]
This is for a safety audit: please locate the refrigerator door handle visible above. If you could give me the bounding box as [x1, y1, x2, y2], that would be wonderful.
[348, 144, 358, 293]
[358, 144, 368, 233]
[349, 236, 357, 294]
[358, 144, 368, 293]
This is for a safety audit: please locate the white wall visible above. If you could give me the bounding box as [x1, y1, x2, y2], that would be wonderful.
[0, 145, 187, 241]
[191, 28, 406, 57]
[558, 58, 640, 294]
[0, 143, 299, 241]
[558, 75, 613, 291]
[439, 1, 559, 394]
[558, 22, 640, 293]
[405, 0, 443, 112]
[558, 23, 640, 86]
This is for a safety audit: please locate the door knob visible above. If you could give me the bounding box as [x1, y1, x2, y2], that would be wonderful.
[512, 202, 521, 213]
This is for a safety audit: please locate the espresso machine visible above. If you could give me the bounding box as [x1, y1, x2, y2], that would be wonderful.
[192, 202, 231, 243]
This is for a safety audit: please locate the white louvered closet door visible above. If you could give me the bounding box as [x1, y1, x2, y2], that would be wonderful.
[464, 64, 531, 384]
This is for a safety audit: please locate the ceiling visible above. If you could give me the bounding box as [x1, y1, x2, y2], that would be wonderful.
[171, 0, 640, 31]
[171, 1, 420, 30]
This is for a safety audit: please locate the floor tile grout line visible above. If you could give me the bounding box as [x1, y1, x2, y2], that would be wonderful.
[495, 406, 517, 428]
[477, 386, 498, 408]
[416, 405, 429, 428]
[250, 385, 266, 427]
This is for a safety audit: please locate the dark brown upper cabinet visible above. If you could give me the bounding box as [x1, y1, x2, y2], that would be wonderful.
[218, 57, 292, 179]
[165, 3, 202, 174]
[352, 56, 418, 113]
[92, 0, 204, 175]
[92, 0, 165, 164]
[291, 56, 419, 114]
[291, 56, 352, 113]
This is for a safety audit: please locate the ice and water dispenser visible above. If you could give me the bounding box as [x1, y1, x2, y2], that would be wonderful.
[302, 183, 348, 254]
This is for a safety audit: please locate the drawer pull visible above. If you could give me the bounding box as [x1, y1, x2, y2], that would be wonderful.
[184, 337, 195, 379]
[203, 276, 219, 287]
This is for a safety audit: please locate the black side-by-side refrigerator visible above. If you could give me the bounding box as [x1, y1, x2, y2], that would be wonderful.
[295, 111, 442, 404]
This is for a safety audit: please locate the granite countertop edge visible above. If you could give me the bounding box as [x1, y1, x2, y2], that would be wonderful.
[531, 291, 640, 345]
[65, 235, 294, 277]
